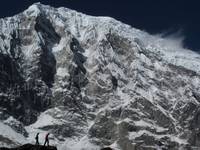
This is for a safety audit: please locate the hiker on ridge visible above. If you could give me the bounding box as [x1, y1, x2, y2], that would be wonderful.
[44, 133, 50, 146]
[35, 133, 40, 145]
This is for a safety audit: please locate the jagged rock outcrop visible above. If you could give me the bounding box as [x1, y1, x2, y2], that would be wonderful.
[101, 147, 113, 150]
[0, 144, 57, 150]
[1, 2, 200, 150]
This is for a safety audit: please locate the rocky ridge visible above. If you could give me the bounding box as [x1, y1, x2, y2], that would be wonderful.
[0, 144, 57, 150]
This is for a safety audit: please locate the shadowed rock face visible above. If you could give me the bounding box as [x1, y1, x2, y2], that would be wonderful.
[0, 11, 60, 125]
[35, 14, 60, 87]
[0, 144, 57, 150]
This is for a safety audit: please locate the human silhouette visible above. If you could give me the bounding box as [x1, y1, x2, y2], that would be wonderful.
[44, 133, 50, 146]
[35, 133, 39, 145]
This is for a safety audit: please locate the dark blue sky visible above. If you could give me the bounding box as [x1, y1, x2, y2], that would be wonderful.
[0, 0, 200, 51]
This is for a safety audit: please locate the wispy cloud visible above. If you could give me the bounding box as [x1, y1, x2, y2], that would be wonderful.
[152, 29, 187, 51]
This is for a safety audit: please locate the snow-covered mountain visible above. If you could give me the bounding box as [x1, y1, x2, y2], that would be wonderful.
[1, 2, 200, 150]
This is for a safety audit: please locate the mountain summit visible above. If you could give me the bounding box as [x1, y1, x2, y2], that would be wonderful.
[0, 3, 200, 150]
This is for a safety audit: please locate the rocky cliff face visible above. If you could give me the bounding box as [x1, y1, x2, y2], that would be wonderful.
[1, 3, 200, 150]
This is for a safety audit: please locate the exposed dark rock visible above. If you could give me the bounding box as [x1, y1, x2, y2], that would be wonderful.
[0, 144, 57, 150]
[89, 113, 118, 145]
[101, 147, 113, 150]
[111, 75, 118, 90]
[35, 14, 60, 87]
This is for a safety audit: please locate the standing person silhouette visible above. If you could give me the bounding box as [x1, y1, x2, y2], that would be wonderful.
[35, 133, 39, 145]
[44, 133, 50, 146]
